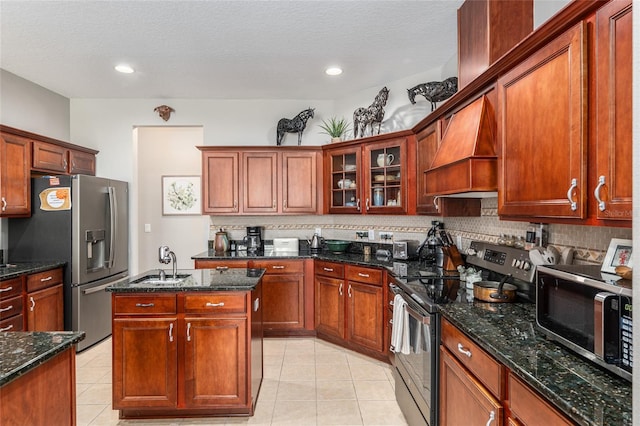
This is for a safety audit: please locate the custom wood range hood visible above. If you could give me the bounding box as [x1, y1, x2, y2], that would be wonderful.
[424, 95, 497, 197]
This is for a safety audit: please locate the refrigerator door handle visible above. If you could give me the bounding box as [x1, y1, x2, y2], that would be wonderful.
[107, 186, 117, 269]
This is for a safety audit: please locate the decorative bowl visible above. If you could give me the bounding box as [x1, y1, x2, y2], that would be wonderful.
[324, 240, 351, 253]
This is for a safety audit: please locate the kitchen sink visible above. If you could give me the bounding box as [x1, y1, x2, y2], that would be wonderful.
[131, 273, 191, 285]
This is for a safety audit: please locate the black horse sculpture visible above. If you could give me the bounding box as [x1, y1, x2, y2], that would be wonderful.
[353, 87, 389, 139]
[407, 77, 458, 111]
[276, 108, 315, 146]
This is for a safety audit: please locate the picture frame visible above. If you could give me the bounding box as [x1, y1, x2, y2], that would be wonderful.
[162, 175, 201, 215]
[601, 238, 633, 274]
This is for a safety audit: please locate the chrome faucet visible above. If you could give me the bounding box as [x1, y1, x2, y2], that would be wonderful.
[159, 245, 177, 279]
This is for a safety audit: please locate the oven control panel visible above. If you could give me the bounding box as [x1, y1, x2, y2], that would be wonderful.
[466, 241, 536, 283]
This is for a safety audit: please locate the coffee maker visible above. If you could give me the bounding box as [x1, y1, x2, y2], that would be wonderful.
[243, 226, 263, 253]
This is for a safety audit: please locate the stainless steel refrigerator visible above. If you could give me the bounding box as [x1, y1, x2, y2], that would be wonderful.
[8, 175, 129, 351]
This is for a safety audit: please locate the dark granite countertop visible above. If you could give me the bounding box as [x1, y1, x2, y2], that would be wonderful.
[105, 268, 265, 293]
[0, 261, 67, 280]
[440, 301, 632, 426]
[0, 331, 85, 387]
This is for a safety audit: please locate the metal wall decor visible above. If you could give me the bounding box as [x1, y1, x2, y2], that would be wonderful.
[154, 105, 175, 121]
[353, 86, 389, 139]
[276, 107, 315, 146]
[407, 77, 458, 111]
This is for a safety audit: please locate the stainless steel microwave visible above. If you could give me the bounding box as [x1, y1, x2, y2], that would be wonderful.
[536, 264, 632, 381]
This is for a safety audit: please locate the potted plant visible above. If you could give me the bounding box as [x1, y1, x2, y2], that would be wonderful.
[318, 117, 351, 143]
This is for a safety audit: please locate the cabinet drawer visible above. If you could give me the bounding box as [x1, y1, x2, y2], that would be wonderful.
[346, 265, 383, 286]
[0, 295, 23, 320]
[183, 293, 247, 314]
[441, 318, 504, 399]
[251, 259, 303, 274]
[27, 268, 63, 292]
[113, 294, 177, 315]
[0, 314, 24, 332]
[194, 259, 249, 269]
[314, 260, 344, 279]
[508, 373, 572, 425]
[0, 277, 24, 300]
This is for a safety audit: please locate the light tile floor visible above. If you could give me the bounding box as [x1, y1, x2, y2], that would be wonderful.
[75, 337, 409, 426]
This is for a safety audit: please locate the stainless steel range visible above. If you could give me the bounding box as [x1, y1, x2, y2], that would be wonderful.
[390, 241, 536, 426]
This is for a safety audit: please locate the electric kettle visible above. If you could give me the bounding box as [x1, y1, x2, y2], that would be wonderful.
[309, 233, 324, 250]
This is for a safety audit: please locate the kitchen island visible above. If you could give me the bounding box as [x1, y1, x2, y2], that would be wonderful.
[106, 268, 264, 419]
[0, 331, 85, 425]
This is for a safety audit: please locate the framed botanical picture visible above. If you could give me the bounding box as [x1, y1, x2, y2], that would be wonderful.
[601, 238, 633, 274]
[162, 175, 201, 215]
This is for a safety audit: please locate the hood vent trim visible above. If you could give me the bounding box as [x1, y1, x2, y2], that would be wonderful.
[424, 95, 497, 197]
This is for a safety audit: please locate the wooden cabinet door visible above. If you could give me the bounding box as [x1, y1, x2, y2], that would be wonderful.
[594, 0, 632, 221]
[0, 132, 31, 216]
[112, 317, 178, 409]
[202, 151, 240, 214]
[346, 281, 384, 353]
[68, 149, 96, 175]
[508, 373, 573, 426]
[281, 151, 318, 214]
[242, 151, 278, 213]
[363, 138, 408, 214]
[26, 284, 64, 331]
[498, 22, 587, 219]
[315, 275, 344, 340]
[183, 317, 248, 408]
[32, 140, 68, 173]
[261, 273, 305, 332]
[416, 122, 440, 214]
[440, 347, 502, 426]
[324, 145, 362, 214]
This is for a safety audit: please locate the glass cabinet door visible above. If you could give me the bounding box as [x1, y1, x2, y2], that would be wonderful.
[365, 142, 405, 213]
[329, 148, 360, 212]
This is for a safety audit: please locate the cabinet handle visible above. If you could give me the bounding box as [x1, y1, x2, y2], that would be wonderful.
[348, 284, 352, 298]
[272, 199, 276, 209]
[206, 302, 225, 307]
[566, 178, 578, 211]
[254, 297, 260, 312]
[63, 159, 68, 170]
[356, 198, 361, 211]
[0, 286, 13, 293]
[339, 283, 343, 296]
[283, 199, 287, 209]
[0, 305, 13, 313]
[486, 411, 496, 426]
[233, 200, 238, 209]
[457, 343, 472, 358]
[358, 272, 370, 278]
[389, 300, 394, 306]
[433, 196, 440, 211]
[1, 197, 6, 211]
[272, 265, 285, 269]
[30, 296, 35, 311]
[366, 198, 370, 211]
[215, 266, 229, 271]
[135, 303, 155, 308]
[186, 322, 191, 342]
[389, 319, 393, 324]
[323, 267, 334, 272]
[594, 175, 606, 211]
[0, 324, 14, 332]
[169, 323, 174, 342]
[40, 276, 53, 282]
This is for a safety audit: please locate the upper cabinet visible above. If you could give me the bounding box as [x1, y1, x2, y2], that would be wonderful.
[497, 22, 587, 219]
[200, 147, 322, 215]
[323, 132, 415, 215]
[458, 0, 533, 88]
[0, 132, 31, 217]
[32, 140, 96, 176]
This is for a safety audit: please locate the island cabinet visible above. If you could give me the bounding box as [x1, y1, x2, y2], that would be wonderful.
[112, 287, 262, 418]
[315, 260, 386, 360]
[440, 318, 573, 426]
[25, 268, 64, 331]
[323, 132, 415, 215]
[0, 132, 31, 217]
[199, 147, 322, 215]
[0, 276, 25, 332]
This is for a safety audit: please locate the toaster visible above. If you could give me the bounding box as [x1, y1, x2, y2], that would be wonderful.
[392, 240, 420, 260]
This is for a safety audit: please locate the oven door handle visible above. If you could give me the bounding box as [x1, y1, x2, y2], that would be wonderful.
[405, 303, 430, 325]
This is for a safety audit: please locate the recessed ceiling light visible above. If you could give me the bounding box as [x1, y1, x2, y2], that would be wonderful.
[115, 64, 135, 74]
[325, 67, 343, 76]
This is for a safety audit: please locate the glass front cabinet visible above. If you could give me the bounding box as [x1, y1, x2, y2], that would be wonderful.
[324, 134, 413, 215]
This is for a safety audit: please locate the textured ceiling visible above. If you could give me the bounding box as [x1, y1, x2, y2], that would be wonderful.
[0, 0, 464, 99]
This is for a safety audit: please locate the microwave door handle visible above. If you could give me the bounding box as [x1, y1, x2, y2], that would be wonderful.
[594, 292, 616, 359]
[107, 186, 116, 269]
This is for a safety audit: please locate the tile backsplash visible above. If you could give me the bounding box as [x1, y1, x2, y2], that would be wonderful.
[209, 198, 632, 264]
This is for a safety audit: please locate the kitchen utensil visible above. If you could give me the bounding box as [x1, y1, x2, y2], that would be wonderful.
[615, 265, 633, 280]
[324, 240, 351, 253]
[473, 274, 517, 303]
[214, 228, 229, 253]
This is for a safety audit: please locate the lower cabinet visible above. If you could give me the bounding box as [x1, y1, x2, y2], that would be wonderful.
[112, 288, 262, 418]
[0, 276, 25, 332]
[26, 268, 64, 331]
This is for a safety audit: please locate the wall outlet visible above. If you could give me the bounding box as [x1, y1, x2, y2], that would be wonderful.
[380, 231, 393, 241]
[144, 223, 151, 233]
[368, 229, 375, 240]
[315, 227, 322, 236]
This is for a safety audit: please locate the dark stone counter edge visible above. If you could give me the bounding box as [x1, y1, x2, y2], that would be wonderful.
[0, 331, 85, 387]
[0, 261, 67, 280]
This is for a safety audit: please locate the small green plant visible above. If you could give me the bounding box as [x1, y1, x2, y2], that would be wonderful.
[318, 117, 351, 139]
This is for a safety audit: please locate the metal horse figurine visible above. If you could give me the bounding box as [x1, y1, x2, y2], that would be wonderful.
[353, 87, 389, 139]
[276, 108, 315, 146]
[407, 77, 458, 111]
